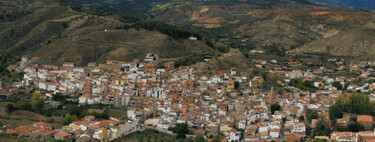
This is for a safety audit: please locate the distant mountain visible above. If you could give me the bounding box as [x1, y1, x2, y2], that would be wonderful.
[308, 0, 375, 10]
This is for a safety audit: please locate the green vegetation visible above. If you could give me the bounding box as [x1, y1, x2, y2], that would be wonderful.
[0, 54, 22, 83]
[31, 92, 45, 113]
[52, 93, 71, 103]
[336, 93, 375, 115]
[332, 81, 343, 90]
[329, 105, 343, 120]
[156, 62, 165, 69]
[0, 54, 19, 76]
[116, 129, 175, 142]
[175, 53, 210, 67]
[347, 121, 365, 132]
[66, 105, 109, 120]
[270, 104, 281, 114]
[194, 134, 206, 142]
[168, 123, 189, 139]
[289, 78, 318, 91]
[313, 120, 331, 137]
[262, 72, 282, 88]
[262, 43, 286, 56]
[306, 109, 318, 123]
[6, 92, 44, 114]
[234, 81, 240, 90]
[215, 43, 230, 53]
[6, 95, 109, 125]
[60, 113, 78, 125]
[120, 20, 202, 40]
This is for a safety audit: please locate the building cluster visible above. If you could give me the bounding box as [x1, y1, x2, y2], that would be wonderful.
[5, 116, 139, 142]
[2, 55, 375, 142]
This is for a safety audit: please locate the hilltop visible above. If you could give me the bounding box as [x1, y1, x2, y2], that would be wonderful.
[0, 0, 213, 65]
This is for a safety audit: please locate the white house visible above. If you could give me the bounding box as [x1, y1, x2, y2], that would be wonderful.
[229, 129, 240, 142]
[269, 128, 280, 138]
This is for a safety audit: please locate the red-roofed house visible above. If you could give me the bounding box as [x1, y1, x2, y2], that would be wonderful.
[358, 115, 373, 127]
[54, 131, 70, 140]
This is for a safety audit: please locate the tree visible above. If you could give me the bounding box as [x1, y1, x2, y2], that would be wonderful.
[306, 109, 318, 123]
[234, 81, 240, 89]
[138, 135, 144, 142]
[36, 135, 42, 141]
[0, 120, 5, 127]
[67, 105, 81, 117]
[168, 123, 189, 139]
[194, 134, 206, 142]
[336, 93, 374, 115]
[347, 122, 365, 132]
[62, 22, 69, 28]
[48, 116, 56, 123]
[5, 103, 15, 114]
[313, 120, 330, 137]
[332, 81, 342, 90]
[147, 135, 151, 142]
[299, 115, 305, 122]
[156, 63, 165, 69]
[329, 105, 343, 120]
[270, 104, 281, 114]
[211, 135, 221, 142]
[31, 92, 44, 112]
[52, 93, 68, 102]
[154, 135, 158, 142]
[16, 101, 32, 111]
[296, 77, 303, 89]
[61, 113, 79, 125]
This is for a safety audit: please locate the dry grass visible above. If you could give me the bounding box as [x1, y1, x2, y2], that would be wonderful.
[198, 17, 226, 24]
[107, 109, 127, 118]
[34, 28, 213, 64]
[0, 102, 10, 115]
[309, 11, 331, 15]
[0, 103, 63, 128]
[227, 20, 240, 24]
[193, 23, 222, 28]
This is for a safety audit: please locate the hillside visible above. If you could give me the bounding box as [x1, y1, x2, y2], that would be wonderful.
[308, 0, 375, 10]
[3, 0, 375, 62]
[67, 0, 375, 59]
[297, 26, 375, 59]
[0, 0, 213, 65]
[149, 1, 373, 56]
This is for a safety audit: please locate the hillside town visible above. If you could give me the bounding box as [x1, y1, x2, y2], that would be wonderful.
[2, 52, 375, 142]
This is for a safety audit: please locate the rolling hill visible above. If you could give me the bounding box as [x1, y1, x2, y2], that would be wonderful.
[65, 0, 375, 60]
[0, 0, 213, 65]
[3, 0, 375, 63]
[146, 0, 375, 58]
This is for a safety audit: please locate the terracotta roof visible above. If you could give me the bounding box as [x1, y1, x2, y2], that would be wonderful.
[194, 129, 206, 135]
[55, 131, 70, 137]
[358, 115, 373, 123]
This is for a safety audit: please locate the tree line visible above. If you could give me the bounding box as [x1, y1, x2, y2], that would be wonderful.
[6, 92, 109, 125]
[118, 20, 202, 40]
[335, 93, 375, 115]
